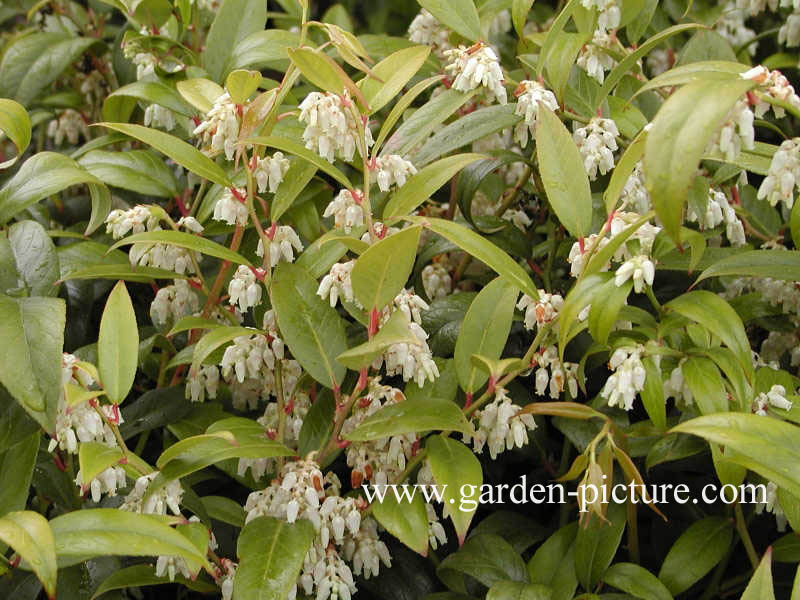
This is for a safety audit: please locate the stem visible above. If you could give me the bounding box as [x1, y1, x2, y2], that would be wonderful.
[644, 285, 662, 314]
[735, 502, 760, 569]
[494, 165, 532, 217]
[275, 360, 287, 470]
[626, 500, 640, 563]
[200, 224, 244, 320]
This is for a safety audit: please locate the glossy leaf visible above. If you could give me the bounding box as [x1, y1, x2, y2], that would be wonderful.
[602, 562, 673, 600]
[741, 549, 776, 600]
[372, 486, 429, 556]
[78, 150, 179, 198]
[78, 442, 123, 489]
[244, 135, 353, 189]
[438, 533, 527, 587]
[336, 310, 418, 370]
[0, 511, 57, 599]
[0, 99, 30, 168]
[109, 230, 252, 266]
[270, 159, 318, 222]
[351, 226, 421, 310]
[344, 398, 472, 441]
[98, 282, 139, 404]
[360, 45, 431, 114]
[695, 249, 800, 283]
[204, 0, 267, 82]
[418, 0, 482, 41]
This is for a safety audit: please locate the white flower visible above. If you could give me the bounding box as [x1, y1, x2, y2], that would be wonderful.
[513, 80, 559, 147]
[120, 472, 184, 515]
[421, 263, 452, 300]
[219, 560, 237, 600]
[531, 346, 580, 399]
[256, 226, 304, 267]
[755, 481, 788, 531]
[389, 289, 430, 325]
[254, 152, 291, 193]
[736, 0, 779, 16]
[443, 43, 507, 104]
[581, 0, 620, 31]
[213, 187, 249, 226]
[220, 334, 281, 384]
[715, 3, 758, 54]
[707, 99, 755, 162]
[193, 92, 240, 160]
[75, 465, 126, 503]
[408, 9, 452, 58]
[573, 117, 619, 180]
[620, 162, 652, 213]
[614, 255, 655, 293]
[156, 554, 193, 582]
[128, 239, 200, 275]
[646, 48, 672, 77]
[378, 321, 439, 386]
[517, 291, 563, 330]
[468, 388, 537, 459]
[144, 104, 176, 131]
[753, 384, 793, 415]
[780, 12, 800, 47]
[758, 138, 800, 209]
[317, 260, 358, 308]
[324, 189, 365, 233]
[567, 234, 609, 277]
[150, 280, 200, 328]
[687, 187, 746, 246]
[298, 90, 372, 163]
[47, 109, 89, 146]
[372, 155, 417, 192]
[177, 216, 204, 233]
[105, 205, 160, 239]
[185, 365, 219, 403]
[228, 265, 263, 312]
[577, 32, 617, 83]
[600, 346, 647, 410]
[741, 66, 800, 118]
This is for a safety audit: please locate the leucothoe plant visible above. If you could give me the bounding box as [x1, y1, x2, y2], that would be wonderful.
[4, 0, 800, 599]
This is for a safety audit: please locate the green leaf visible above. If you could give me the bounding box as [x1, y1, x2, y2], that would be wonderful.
[201, 496, 246, 528]
[271, 159, 318, 222]
[527, 523, 579, 600]
[0, 99, 30, 168]
[604, 128, 647, 213]
[233, 516, 315, 600]
[411, 106, 518, 166]
[176, 78, 226, 114]
[486, 582, 553, 600]
[336, 310, 418, 370]
[226, 69, 262, 104]
[454, 277, 517, 395]
[537, 0, 582, 76]
[58, 264, 188, 284]
[104, 80, 195, 122]
[557, 274, 608, 360]
[0, 152, 106, 226]
[587, 277, 632, 346]
[271, 263, 348, 389]
[94, 123, 232, 187]
[657, 516, 733, 595]
[574, 500, 626, 590]
[190, 326, 261, 376]
[512, 0, 534, 37]
[542, 33, 587, 104]
[643, 77, 755, 244]
[0, 511, 57, 599]
[91, 564, 216, 599]
[438, 533, 527, 587]
[640, 357, 667, 431]
[351, 226, 421, 310]
[672, 413, 800, 500]
[536, 108, 592, 239]
[0, 295, 64, 431]
[204, 0, 267, 82]
[0, 433, 39, 516]
[50, 509, 209, 572]
[244, 135, 353, 189]
[229, 30, 300, 72]
[98, 282, 139, 404]
[288, 47, 366, 108]
[407, 217, 538, 300]
[602, 563, 674, 600]
[7, 220, 60, 297]
[418, 0, 482, 41]
[633, 61, 747, 99]
[373, 75, 444, 152]
[426, 436, 483, 544]
[78, 442, 123, 490]
[109, 230, 252, 266]
[665, 290, 753, 381]
[78, 150, 179, 198]
[298, 389, 336, 459]
[372, 485, 430, 556]
[695, 250, 800, 283]
[344, 398, 472, 441]
[792, 198, 800, 250]
[360, 45, 431, 114]
[385, 154, 484, 218]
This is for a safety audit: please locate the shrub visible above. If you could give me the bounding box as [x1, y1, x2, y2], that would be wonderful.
[1, 0, 800, 598]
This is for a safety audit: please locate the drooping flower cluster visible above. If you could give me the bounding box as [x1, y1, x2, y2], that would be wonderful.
[253, 152, 291, 193]
[755, 481, 788, 531]
[150, 280, 200, 328]
[531, 346, 581, 399]
[144, 103, 177, 131]
[620, 162, 651, 214]
[299, 90, 372, 163]
[421, 263, 452, 300]
[214, 187, 249, 226]
[615, 255, 655, 293]
[513, 80, 559, 147]
[244, 459, 391, 600]
[601, 345, 647, 410]
[780, 11, 800, 46]
[443, 43, 507, 104]
[185, 365, 220, 403]
[753, 384, 794, 415]
[581, 0, 621, 32]
[324, 189, 365, 234]
[573, 117, 619, 180]
[228, 265, 263, 312]
[256, 225, 304, 267]
[741, 65, 800, 118]
[318, 260, 358, 308]
[715, 2, 758, 54]
[341, 379, 416, 486]
[407, 9, 452, 58]
[758, 137, 800, 209]
[517, 290, 563, 332]
[372, 155, 417, 192]
[706, 99, 755, 162]
[686, 187, 746, 246]
[577, 32, 617, 83]
[193, 92, 240, 160]
[47, 109, 89, 146]
[120, 471, 184, 515]
[468, 387, 537, 459]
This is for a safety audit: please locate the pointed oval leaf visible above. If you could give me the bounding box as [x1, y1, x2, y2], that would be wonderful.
[344, 398, 472, 441]
[98, 281, 139, 404]
[109, 230, 252, 266]
[351, 226, 421, 310]
[372, 486, 429, 556]
[602, 562, 674, 600]
[0, 511, 57, 599]
[0, 99, 30, 168]
[204, 0, 267, 82]
[336, 310, 418, 370]
[78, 442, 124, 488]
[244, 135, 353, 189]
[360, 45, 430, 114]
[418, 0, 482, 42]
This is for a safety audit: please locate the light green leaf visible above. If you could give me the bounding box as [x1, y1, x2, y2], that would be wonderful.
[98, 281, 139, 404]
[438, 533, 527, 586]
[633, 61, 747, 99]
[360, 45, 431, 114]
[109, 230, 252, 266]
[426, 437, 483, 544]
[537, 0, 582, 76]
[602, 563, 673, 600]
[587, 277, 632, 346]
[233, 516, 315, 600]
[271, 159, 318, 222]
[288, 47, 366, 108]
[0, 295, 64, 431]
[536, 108, 592, 239]
[0, 99, 30, 168]
[0, 434, 39, 516]
[79, 150, 179, 198]
[176, 78, 226, 114]
[225, 69, 262, 104]
[0, 511, 57, 599]
[640, 357, 667, 431]
[59, 264, 188, 284]
[680, 356, 729, 415]
[574, 500, 626, 590]
[695, 249, 800, 283]
[406, 217, 539, 300]
[229, 30, 300, 73]
[78, 442, 124, 489]
[418, 0, 482, 41]
[190, 326, 261, 376]
[271, 263, 348, 389]
[336, 310, 418, 370]
[91, 564, 216, 599]
[454, 277, 517, 395]
[643, 77, 755, 243]
[557, 274, 609, 360]
[512, 0, 534, 37]
[384, 155, 484, 218]
[657, 516, 733, 595]
[741, 549, 776, 600]
[343, 398, 472, 441]
[604, 126, 647, 214]
[204, 0, 267, 82]
[104, 80, 195, 122]
[373, 75, 443, 153]
[94, 123, 232, 187]
[7, 220, 60, 297]
[351, 226, 421, 310]
[244, 135, 353, 189]
[372, 486, 429, 556]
